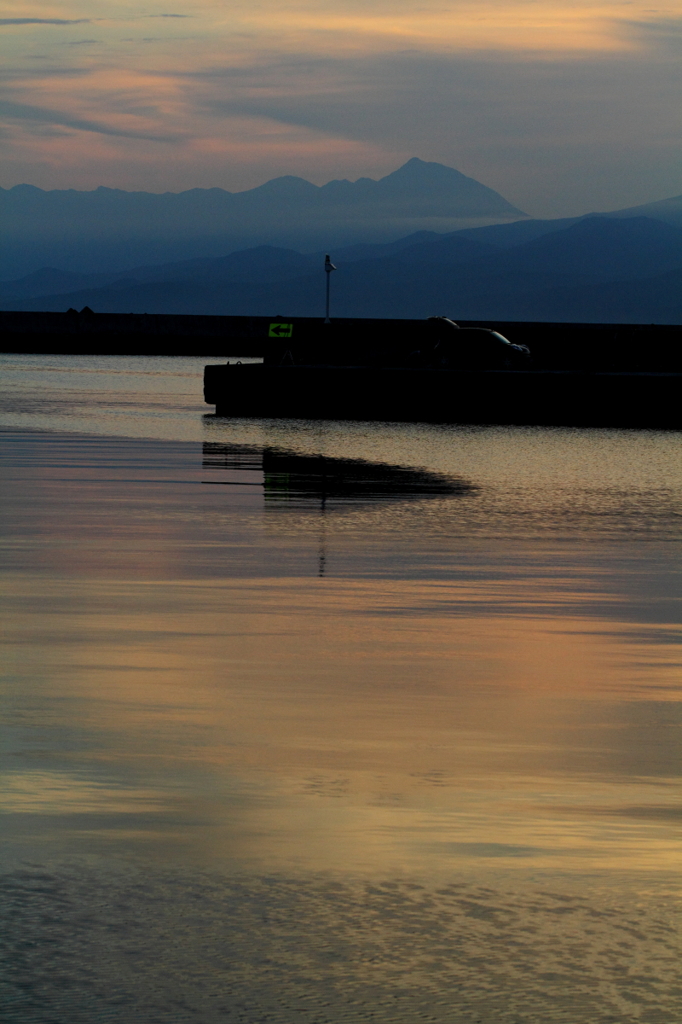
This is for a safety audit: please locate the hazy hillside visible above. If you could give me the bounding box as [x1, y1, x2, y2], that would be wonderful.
[3, 216, 681, 324]
[0, 233, 498, 301]
[452, 195, 682, 247]
[447, 216, 682, 292]
[603, 194, 682, 228]
[0, 159, 526, 279]
[509, 266, 682, 324]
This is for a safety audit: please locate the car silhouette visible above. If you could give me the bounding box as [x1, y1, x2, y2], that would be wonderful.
[411, 316, 531, 369]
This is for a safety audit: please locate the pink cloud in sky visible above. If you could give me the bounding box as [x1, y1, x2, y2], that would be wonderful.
[1, 1, 680, 214]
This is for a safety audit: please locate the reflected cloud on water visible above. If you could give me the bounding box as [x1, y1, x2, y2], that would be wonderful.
[0, 372, 680, 1023]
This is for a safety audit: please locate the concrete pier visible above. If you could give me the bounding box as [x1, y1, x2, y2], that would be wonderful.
[204, 363, 682, 429]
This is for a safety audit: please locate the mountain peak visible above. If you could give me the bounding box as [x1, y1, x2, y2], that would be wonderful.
[246, 175, 319, 198]
[373, 158, 527, 217]
[1, 158, 527, 277]
[381, 158, 477, 185]
[387, 156, 456, 172]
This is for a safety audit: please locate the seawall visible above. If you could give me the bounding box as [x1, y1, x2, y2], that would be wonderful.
[2, 310, 681, 372]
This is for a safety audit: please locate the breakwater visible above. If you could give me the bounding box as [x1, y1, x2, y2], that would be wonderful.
[2, 310, 681, 372]
[204, 363, 682, 429]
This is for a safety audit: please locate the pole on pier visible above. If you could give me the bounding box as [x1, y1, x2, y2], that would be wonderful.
[324, 254, 336, 323]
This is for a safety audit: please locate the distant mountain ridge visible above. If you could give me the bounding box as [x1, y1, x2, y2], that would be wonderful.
[3, 216, 682, 324]
[593, 193, 682, 228]
[3, 156, 682, 324]
[0, 231, 498, 300]
[0, 158, 527, 279]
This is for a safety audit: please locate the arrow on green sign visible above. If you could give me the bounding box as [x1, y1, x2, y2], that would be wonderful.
[268, 323, 293, 338]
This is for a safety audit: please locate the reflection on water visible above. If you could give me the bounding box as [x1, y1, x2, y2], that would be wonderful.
[0, 355, 681, 1023]
[203, 441, 474, 508]
[202, 442, 475, 576]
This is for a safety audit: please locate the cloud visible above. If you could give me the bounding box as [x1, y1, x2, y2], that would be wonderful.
[202, 1, 644, 56]
[0, 98, 180, 142]
[0, 1, 680, 213]
[621, 16, 682, 50]
[624, 16, 682, 36]
[149, 45, 681, 211]
[0, 66, 91, 80]
[0, 19, 90, 26]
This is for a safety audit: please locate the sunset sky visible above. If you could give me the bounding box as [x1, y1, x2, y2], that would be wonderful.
[1, 0, 681, 216]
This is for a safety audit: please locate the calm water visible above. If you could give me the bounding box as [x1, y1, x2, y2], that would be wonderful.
[1, 354, 680, 1023]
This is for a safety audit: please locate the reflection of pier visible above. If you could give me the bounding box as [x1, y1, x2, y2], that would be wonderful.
[202, 443, 473, 511]
[202, 443, 474, 576]
[261, 450, 472, 508]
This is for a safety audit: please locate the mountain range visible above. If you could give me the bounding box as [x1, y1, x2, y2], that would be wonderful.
[2, 214, 682, 324]
[0, 158, 525, 279]
[2, 158, 682, 323]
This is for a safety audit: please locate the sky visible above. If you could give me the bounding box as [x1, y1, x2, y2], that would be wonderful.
[1, 0, 681, 217]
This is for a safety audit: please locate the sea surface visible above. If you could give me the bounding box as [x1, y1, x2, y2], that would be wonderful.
[1, 353, 680, 1023]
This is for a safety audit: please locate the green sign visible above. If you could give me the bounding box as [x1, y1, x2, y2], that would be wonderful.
[268, 323, 293, 338]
